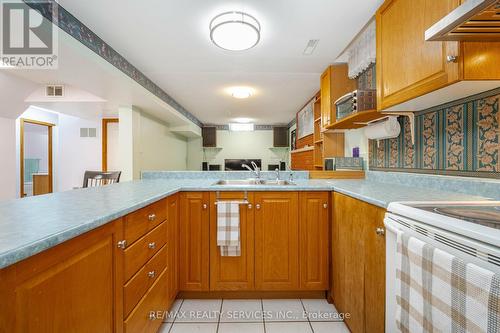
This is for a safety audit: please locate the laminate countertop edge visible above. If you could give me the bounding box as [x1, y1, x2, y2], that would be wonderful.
[0, 178, 490, 270]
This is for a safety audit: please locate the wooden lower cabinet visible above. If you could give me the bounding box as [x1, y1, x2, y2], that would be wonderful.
[209, 192, 255, 291]
[254, 192, 300, 290]
[299, 192, 329, 290]
[331, 192, 386, 333]
[0, 220, 124, 333]
[179, 192, 210, 291]
[167, 194, 180, 303]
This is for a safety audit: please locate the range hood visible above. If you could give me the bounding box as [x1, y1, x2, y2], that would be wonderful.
[425, 0, 500, 41]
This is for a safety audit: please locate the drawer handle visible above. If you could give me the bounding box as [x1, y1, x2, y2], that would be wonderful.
[148, 213, 156, 221]
[148, 242, 156, 249]
[148, 270, 156, 278]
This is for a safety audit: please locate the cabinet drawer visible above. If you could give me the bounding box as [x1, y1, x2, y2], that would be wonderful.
[124, 244, 168, 318]
[124, 268, 168, 333]
[124, 221, 168, 282]
[124, 199, 167, 245]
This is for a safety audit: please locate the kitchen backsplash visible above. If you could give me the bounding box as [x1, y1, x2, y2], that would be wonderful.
[368, 88, 500, 179]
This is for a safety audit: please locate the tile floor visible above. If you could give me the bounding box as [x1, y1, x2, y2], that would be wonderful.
[159, 299, 350, 333]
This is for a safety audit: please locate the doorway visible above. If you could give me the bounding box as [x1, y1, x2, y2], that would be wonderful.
[102, 118, 119, 171]
[20, 119, 54, 197]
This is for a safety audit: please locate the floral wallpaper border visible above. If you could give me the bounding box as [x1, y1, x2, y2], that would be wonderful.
[369, 88, 500, 179]
[24, 0, 202, 127]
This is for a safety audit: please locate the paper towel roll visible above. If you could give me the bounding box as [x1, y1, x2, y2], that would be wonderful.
[364, 116, 401, 140]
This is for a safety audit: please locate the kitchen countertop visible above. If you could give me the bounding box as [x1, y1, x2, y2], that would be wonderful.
[0, 177, 490, 270]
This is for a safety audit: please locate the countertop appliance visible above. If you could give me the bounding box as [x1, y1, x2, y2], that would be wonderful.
[384, 201, 500, 332]
[334, 89, 376, 120]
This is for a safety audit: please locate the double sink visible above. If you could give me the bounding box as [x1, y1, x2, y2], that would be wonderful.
[213, 179, 296, 186]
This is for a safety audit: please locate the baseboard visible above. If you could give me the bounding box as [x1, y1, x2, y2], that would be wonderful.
[177, 290, 327, 299]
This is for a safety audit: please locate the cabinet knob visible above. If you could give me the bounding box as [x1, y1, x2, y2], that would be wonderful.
[256, 204, 261, 210]
[148, 242, 156, 249]
[148, 213, 156, 221]
[446, 55, 458, 63]
[323, 203, 328, 209]
[117, 240, 127, 249]
[248, 203, 253, 209]
[203, 204, 207, 209]
[376, 227, 385, 236]
[148, 271, 156, 278]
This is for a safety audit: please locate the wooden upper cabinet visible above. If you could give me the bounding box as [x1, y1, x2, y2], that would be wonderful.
[179, 192, 210, 291]
[299, 192, 329, 290]
[209, 192, 255, 291]
[376, 0, 500, 111]
[320, 64, 357, 127]
[254, 192, 299, 290]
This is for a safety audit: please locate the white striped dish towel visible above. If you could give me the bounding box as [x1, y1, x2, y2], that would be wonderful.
[396, 229, 500, 333]
[216, 201, 241, 257]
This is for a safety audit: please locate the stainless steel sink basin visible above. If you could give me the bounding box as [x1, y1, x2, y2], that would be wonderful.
[213, 179, 296, 186]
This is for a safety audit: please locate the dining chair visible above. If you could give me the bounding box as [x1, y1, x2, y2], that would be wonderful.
[83, 171, 121, 188]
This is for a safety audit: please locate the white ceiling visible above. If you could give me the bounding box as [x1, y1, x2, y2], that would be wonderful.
[58, 0, 383, 125]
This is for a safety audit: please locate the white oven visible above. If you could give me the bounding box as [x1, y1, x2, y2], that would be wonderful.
[384, 201, 500, 333]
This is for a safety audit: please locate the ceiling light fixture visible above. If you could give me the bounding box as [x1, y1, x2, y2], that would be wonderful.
[229, 122, 254, 131]
[230, 86, 253, 99]
[210, 11, 261, 51]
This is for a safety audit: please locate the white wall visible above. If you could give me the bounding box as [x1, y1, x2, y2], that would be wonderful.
[344, 128, 369, 167]
[57, 114, 101, 190]
[0, 117, 16, 200]
[198, 130, 287, 170]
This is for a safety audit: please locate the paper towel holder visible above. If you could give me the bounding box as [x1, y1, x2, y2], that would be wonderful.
[354, 112, 415, 145]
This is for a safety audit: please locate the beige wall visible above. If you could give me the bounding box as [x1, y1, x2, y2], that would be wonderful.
[196, 130, 289, 170]
[119, 107, 190, 179]
[0, 117, 16, 200]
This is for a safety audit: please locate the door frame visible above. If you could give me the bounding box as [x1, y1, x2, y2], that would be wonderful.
[101, 118, 119, 172]
[20, 118, 54, 198]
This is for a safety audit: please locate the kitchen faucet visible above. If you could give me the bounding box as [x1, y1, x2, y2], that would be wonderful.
[242, 163, 260, 179]
[275, 168, 280, 181]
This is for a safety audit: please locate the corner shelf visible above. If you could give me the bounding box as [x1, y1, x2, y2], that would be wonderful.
[325, 110, 382, 130]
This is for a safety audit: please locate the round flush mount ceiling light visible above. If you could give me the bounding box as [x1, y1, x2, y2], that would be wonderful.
[229, 86, 253, 99]
[210, 11, 261, 51]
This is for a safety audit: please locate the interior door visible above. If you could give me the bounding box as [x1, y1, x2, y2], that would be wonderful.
[20, 119, 53, 197]
[254, 192, 299, 290]
[209, 192, 255, 291]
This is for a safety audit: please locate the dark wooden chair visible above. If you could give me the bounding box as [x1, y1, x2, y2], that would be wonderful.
[83, 171, 121, 188]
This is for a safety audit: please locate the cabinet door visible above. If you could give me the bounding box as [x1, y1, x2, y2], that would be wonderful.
[332, 193, 386, 333]
[363, 201, 386, 333]
[0, 220, 124, 333]
[320, 67, 332, 127]
[209, 192, 255, 291]
[376, 0, 460, 110]
[179, 192, 210, 291]
[167, 194, 180, 302]
[255, 192, 299, 290]
[299, 192, 329, 290]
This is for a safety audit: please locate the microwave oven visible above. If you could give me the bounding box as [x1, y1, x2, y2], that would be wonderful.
[334, 89, 376, 121]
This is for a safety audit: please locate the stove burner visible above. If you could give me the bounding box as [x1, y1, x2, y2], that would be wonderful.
[433, 207, 500, 229]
